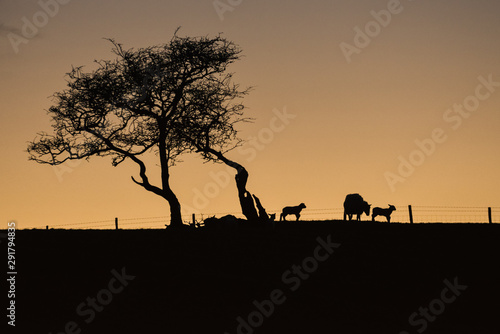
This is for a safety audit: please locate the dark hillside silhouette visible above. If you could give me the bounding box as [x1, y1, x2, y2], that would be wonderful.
[12, 223, 500, 333]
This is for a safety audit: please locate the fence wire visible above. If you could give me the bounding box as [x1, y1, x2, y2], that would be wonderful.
[20, 206, 498, 229]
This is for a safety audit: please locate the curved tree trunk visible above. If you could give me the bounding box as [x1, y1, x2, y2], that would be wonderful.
[234, 166, 259, 221]
[200, 148, 270, 222]
[164, 189, 184, 228]
[159, 125, 184, 228]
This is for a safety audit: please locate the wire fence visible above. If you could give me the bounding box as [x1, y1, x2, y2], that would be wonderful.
[19, 205, 500, 230]
[294, 206, 498, 224]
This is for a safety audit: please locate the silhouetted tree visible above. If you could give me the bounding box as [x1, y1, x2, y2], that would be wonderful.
[27, 32, 250, 227]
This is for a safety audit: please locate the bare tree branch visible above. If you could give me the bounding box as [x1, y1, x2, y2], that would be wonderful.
[28, 32, 250, 226]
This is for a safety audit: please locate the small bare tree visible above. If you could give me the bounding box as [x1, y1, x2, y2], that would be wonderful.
[27, 32, 250, 227]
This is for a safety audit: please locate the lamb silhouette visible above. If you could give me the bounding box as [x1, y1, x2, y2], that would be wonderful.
[372, 205, 396, 223]
[343, 194, 371, 221]
[280, 203, 306, 221]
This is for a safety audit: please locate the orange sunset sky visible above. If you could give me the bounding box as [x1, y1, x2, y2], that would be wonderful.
[1, 0, 499, 228]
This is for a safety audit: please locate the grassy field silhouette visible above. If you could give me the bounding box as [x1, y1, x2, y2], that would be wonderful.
[11, 221, 500, 333]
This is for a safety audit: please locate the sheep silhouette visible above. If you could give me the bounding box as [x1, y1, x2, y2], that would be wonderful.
[372, 205, 396, 223]
[343, 194, 371, 221]
[280, 203, 306, 221]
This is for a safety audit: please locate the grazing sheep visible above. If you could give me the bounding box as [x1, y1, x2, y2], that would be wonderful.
[343, 194, 371, 221]
[203, 215, 243, 230]
[280, 203, 306, 221]
[372, 205, 396, 223]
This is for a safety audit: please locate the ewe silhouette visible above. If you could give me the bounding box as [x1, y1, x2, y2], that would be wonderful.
[203, 215, 243, 230]
[372, 205, 396, 223]
[280, 203, 306, 221]
[343, 194, 371, 221]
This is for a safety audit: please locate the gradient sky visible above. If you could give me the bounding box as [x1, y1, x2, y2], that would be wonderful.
[1, 0, 499, 228]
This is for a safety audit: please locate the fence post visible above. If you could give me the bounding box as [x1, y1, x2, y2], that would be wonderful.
[115, 217, 118, 230]
[192, 213, 196, 226]
[488, 207, 492, 224]
[408, 205, 413, 224]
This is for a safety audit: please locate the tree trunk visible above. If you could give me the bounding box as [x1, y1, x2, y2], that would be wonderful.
[158, 121, 184, 228]
[234, 166, 259, 221]
[164, 189, 184, 228]
[199, 148, 262, 222]
[253, 194, 270, 223]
